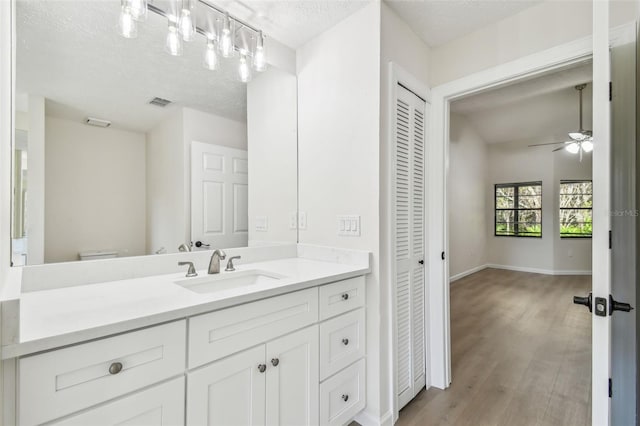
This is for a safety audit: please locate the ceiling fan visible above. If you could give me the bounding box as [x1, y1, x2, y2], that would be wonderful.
[528, 83, 593, 161]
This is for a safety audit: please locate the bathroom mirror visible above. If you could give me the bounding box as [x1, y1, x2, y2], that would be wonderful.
[11, 0, 298, 265]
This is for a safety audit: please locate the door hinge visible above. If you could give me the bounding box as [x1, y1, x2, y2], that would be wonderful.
[609, 82, 613, 101]
[609, 230, 612, 249]
[441, 251, 445, 261]
[609, 378, 612, 397]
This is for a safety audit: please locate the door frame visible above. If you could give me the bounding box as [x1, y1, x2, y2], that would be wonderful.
[386, 62, 430, 424]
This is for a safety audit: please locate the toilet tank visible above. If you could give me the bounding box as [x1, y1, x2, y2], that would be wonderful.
[79, 250, 118, 261]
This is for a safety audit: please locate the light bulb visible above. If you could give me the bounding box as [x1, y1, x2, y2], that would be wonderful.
[203, 38, 219, 70]
[582, 140, 593, 153]
[118, 5, 138, 39]
[220, 12, 235, 58]
[566, 142, 580, 154]
[253, 31, 266, 72]
[569, 131, 587, 141]
[239, 54, 252, 83]
[178, 0, 196, 42]
[129, 0, 147, 21]
[165, 21, 183, 56]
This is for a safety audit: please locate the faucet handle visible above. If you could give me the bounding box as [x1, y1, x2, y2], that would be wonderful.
[178, 261, 198, 277]
[225, 256, 241, 272]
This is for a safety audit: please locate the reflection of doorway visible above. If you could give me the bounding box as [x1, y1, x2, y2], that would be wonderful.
[12, 129, 28, 266]
[190, 141, 249, 249]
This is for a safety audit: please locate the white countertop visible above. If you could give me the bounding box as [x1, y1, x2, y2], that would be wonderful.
[3, 257, 369, 359]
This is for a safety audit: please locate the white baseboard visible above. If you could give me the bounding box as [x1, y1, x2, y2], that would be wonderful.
[449, 264, 488, 282]
[486, 263, 592, 276]
[354, 409, 394, 426]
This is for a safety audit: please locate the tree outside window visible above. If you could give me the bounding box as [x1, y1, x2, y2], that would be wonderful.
[559, 180, 592, 238]
[495, 182, 542, 238]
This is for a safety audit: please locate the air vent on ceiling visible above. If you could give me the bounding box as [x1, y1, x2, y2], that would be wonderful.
[85, 117, 111, 128]
[149, 97, 172, 107]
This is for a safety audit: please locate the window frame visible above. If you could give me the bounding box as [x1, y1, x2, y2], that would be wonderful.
[559, 179, 593, 239]
[494, 181, 543, 238]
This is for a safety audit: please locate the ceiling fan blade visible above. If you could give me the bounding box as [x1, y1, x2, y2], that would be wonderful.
[552, 146, 566, 152]
[528, 141, 570, 147]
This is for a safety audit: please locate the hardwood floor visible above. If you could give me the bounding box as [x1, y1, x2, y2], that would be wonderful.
[396, 268, 592, 426]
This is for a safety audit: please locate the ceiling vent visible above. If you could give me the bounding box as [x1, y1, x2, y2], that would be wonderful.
[149, 97, 172, 107]
[85, 117, 111, 128]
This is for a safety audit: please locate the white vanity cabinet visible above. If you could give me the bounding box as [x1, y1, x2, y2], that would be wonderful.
[187, 325, 319, 426]
[13, 275, 367, 426]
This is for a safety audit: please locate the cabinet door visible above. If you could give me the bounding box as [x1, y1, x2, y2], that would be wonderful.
[50, 377, 185, 426]
[265, 325, 319, 426]
[187, 345, 266, 426]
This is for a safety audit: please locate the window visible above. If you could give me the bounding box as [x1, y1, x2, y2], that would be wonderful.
[495, 182, 542, 237]
[559, 180, 592, 238]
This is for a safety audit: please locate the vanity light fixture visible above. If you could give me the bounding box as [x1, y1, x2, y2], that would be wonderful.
[117, 0, 268, 83]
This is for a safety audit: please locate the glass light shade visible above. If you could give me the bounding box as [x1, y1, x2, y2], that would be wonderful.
[582, 140, 594, 153]
[238, 54, 252, 83]
[179, 0, 196, 42]
[165, 22, 183, 56]
[219, 12, 235, 58]
[129, 0, 147, 21]
[203, 38, 219, 70]
[569, 131, 587, 141]
[565, 142, 580, 154]
[252, 31, 266, 72]
[118, 5, 138, 39]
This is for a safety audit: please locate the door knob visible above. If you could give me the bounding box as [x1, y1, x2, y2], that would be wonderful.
[258, 364, 267, 373]
[108, 362, 123, 375]
[573, 292, 592, 312]
[271, 358, 279, 367]
[194, 241, 210, 248]
[610, 295, 634, 315]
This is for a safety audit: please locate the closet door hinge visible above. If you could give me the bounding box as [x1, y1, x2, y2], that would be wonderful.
[609, 378, 613, 397]
[609, 82, 612, 101]
[609, 230, 612, 249]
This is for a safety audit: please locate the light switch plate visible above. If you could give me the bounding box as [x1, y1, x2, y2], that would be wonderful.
[337, 215, 360, 236]
[289, 212, 298, 230]
[298, 212, 307, 230]
[255, 216, 268, 232]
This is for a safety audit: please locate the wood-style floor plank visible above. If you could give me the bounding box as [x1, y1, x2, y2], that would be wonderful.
[396, 268, 592, 426]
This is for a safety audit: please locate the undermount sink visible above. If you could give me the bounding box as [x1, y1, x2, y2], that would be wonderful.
[174, 270, 286, 294]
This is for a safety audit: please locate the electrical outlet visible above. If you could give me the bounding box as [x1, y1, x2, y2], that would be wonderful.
[289, 212, 298, 230]
[255, 216, 268, 232]
[298, 212, 307, 230]
[337, 215, 360, 236]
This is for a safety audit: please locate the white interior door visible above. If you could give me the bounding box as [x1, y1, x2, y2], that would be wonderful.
[394, 84, 427, 410]
[591, 1, 612, 424]
[191, 141, 248, 249]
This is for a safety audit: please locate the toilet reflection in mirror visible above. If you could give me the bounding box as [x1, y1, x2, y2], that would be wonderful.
[11, 0, 298, 265]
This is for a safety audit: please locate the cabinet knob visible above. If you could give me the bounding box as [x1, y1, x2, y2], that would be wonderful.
[341, 293, 349, 300]
[342, 394, 349, 402]
[271, 358, 280, 367]
[342, 338, 349, 346]
[258, 364, 267, 373]
[108, 362, 123, 375]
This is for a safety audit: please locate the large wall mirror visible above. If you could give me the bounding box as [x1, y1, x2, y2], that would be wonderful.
[11, 0, 298, 265]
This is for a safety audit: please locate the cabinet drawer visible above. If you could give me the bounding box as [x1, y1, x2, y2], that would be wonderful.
[19, 321, 186, 426]
[320, 309, 365, 380]
[189, 287, 318, 368]
[50, 377, 185, 426]
[319, 359, 366, 426]
[319, 276, 365, 320]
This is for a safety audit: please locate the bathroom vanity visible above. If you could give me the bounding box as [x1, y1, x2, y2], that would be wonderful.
[1, 245, 370, 426]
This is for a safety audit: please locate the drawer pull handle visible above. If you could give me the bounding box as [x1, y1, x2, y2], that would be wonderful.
[342, 394, 349, 402]
[271, 358, 280, 367]
[108, 362, 123, 375]
[341, 293, 349, 300]
[342, 338, 349, 346]
[258, 364, 267, 373]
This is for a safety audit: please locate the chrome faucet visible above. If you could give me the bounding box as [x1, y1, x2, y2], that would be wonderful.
[208, 249, 226, 274]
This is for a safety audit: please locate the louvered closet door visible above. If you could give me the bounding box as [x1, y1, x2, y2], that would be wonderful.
[395, 85, 426, 410]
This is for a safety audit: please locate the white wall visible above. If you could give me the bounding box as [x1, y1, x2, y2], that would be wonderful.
[430, 0, 638, 87]
[146, 110, 185, 255]
[297, 1, 383, 420]
[247, 67, 298, 245]
[379, 3, 431, 420]
[486, 141, 592, 274]
[448, 114, 488, 278]
[44, 116, 146, 263]
[26, 95, 45, 265]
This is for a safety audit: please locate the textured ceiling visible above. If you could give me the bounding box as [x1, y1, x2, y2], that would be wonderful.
[385, 0, 542, 47]
[451, 63, 593, 145]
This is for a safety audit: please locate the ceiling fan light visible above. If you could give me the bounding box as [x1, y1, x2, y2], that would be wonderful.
[566, 143, 580, 154]
[569, 132, 587, 141]
[582, 140, 594, 153]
